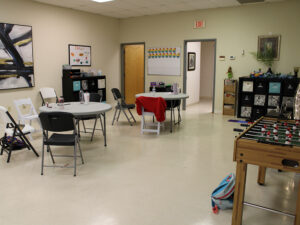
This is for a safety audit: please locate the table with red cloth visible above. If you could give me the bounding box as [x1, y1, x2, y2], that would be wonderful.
[135, 92, 189, 132]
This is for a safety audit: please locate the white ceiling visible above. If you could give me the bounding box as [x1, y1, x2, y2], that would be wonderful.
[33, 0, 283, 19]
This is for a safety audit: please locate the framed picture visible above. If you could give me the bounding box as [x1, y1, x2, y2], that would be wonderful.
[188, 52, 196, 71]
[242, 81, 253, 92]
[69, 44, 91, 66]
[0, 23, 34, 90]
[258, 35, 281, 60]
[254, 94, 266, 106]
[268, 95, 280, 107]
[241, 106, 252, 118]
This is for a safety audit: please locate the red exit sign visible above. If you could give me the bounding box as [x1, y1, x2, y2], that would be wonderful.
[194, 20, 205, 29]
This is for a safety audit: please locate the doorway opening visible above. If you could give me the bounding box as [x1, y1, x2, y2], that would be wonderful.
[121, 43, 145, 104]
[183, 40, 216, 113]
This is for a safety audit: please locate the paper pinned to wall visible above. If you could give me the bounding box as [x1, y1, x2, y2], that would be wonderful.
[147, 47, 181, 76]
[98, 79, 105, 89]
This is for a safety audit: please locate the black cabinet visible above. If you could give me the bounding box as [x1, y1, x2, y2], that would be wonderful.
[238, 76, 299, 120]
[62, 69, 106, 102]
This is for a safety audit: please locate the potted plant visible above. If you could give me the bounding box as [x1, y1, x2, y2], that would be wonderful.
[251, 48, 276, 74]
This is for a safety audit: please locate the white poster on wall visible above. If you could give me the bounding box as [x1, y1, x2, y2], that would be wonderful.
[147, 47, 181, 76]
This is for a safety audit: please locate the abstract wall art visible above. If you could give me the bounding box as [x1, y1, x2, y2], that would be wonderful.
[0, 23, 34, 90]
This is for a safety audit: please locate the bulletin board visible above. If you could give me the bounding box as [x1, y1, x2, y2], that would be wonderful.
[69, 44, 91, 66]
[147, 47, 181, 76]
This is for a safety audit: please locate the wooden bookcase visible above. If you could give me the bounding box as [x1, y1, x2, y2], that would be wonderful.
[223, 79, 237, 116]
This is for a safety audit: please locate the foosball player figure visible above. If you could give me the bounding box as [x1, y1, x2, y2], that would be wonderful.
[296, 120, 300, 126]
[288, 133, 292, 142]
[273, 128, 278, 135]
[261, 125, 267, 136]
[273, 135, 279, 142]
[293, 125, 297, 132]
[266, 131, 271, 140]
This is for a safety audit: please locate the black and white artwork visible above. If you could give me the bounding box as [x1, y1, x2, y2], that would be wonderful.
[242, 81, 253, 92]
[241, 106, 252, 118]
[0, 23, 34, 90]
[254, 95, 266, 106]
[268, 95, 280, 107]
[282, 97, 294, 108]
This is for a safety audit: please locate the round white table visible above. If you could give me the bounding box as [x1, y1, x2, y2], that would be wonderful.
[135, 92, 189, 100]
[39, 102, 112, 146]
[135, 92, 189, 132]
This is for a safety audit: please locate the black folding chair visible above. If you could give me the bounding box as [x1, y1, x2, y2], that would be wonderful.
[0, 106, 39, 163]
[111, 88, 136, 126]
[77, 93, 104, 141]
[39, 112, 84, 176]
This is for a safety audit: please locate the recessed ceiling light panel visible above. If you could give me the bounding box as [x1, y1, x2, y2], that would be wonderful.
[92, 0, 114, 3]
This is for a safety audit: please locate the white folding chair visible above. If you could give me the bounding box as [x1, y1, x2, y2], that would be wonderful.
[39, 87, 58, 106]
[13, 98, 41, 140]
[141, 107, 161, 135]
[0, 106, 39, 162]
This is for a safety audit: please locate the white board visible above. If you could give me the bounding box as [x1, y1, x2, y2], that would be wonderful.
[147, 47, 181, 76]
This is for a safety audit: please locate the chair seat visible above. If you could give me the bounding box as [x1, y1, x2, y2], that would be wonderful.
[166, 100, 180, 109]
[78, 115, 97, 120]
[116, 103, 135, 109]
[44, 133, 76, 146]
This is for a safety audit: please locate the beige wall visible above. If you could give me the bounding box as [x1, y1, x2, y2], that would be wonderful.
[120, 0, 300, 113]
[0, 0, 120, 117]
[1, 0, 299, 116]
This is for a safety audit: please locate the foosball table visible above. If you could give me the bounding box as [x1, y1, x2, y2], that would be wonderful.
[232, 116, 300, 225]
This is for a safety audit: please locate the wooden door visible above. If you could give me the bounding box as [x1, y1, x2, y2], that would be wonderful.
[124, 44, 144, 104]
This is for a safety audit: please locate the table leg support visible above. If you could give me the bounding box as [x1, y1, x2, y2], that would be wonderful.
[294, 179, 300, 225]
[103, 113, 107, 147]
[232, 161, 247, 225]
[257, 166, 266, 185]
[170, 100, 174, 133]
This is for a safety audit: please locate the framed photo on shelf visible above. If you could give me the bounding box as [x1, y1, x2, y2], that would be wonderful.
[69, 44, 91, 66]
[241, 106, 252, 118]
[258, 35, 281, 60]
[188, 52, 196, 71]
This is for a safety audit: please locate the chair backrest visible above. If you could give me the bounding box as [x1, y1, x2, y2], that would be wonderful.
[13, 98, 38, 120]
[111, 88, 122, 101]
[40, 87, 58, 105]
[0, 106, 23, 136]
[90, 93, 102, 102]
[39, 112, 75, 132]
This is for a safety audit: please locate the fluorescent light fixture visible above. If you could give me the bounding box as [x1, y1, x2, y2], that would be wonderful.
[92, 0, 114, 2]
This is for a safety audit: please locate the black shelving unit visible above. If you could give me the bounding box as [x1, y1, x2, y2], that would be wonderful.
[62, 69, 106, 102]
[238, 76, 299, 120]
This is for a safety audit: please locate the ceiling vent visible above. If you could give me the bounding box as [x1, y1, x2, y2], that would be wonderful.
[237, 0, 264, 4]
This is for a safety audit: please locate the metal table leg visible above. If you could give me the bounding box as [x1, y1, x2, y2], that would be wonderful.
[170, 100, 174, 133]
[103, 113, 107, 147]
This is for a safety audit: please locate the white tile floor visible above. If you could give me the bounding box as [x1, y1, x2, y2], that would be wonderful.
[0, 100, 298, 225]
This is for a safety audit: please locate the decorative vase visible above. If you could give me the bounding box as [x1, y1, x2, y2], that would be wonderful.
[267, 67, 273, 74]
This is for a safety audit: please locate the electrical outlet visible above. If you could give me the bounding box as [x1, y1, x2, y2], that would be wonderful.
[22, 104, 26, 109]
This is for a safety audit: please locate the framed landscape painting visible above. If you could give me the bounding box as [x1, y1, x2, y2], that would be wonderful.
[0, 23, 34, 90]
